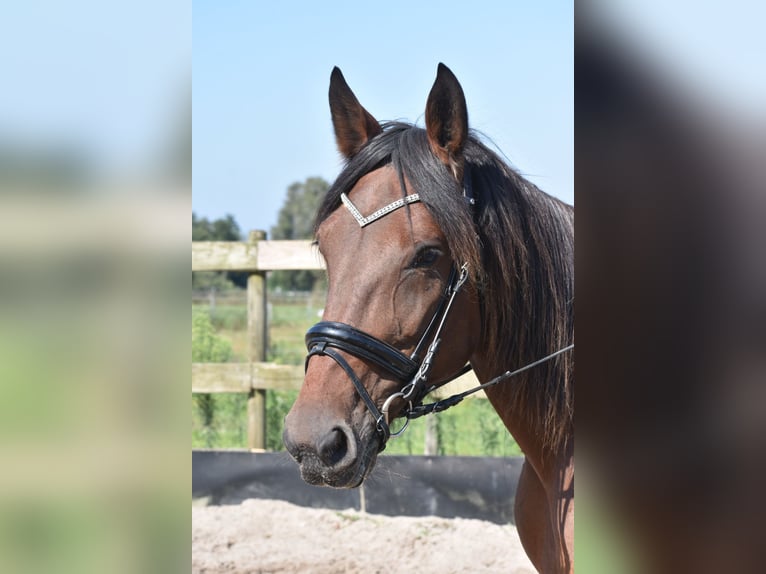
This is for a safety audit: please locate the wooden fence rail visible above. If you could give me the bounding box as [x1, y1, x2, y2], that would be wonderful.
[192, 231, 482, 451]
[192, 238, 324, 272]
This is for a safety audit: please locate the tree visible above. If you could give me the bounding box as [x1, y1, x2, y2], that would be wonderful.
[192, 213, 247, 290]
[192, 213, 242, 241]
[269, 177, 329, 292]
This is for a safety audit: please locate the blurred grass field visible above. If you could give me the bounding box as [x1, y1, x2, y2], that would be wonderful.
[192, 298, 521, 457]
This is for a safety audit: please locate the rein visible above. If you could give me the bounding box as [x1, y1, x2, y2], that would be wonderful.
[401, 344, 575, 421]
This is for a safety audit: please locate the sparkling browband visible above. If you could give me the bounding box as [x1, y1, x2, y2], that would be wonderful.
[340, 192, 421, 227]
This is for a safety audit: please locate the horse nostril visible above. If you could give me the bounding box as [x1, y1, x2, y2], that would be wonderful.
[317, 427, 349, 467]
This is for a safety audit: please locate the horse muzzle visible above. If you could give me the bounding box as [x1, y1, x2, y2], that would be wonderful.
[282, 413, 379, 488]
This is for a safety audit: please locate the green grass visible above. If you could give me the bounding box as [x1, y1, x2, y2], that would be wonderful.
[268, 303, 321, 365]
[193, 302, 320, 364]
[207, 305, 248, 331]
[376, 399, 521, 456]
[192, 300, 520, 456]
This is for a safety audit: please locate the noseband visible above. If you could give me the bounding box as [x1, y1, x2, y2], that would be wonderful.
[304, 189, 473, 451]
[305, 262, 470, 450]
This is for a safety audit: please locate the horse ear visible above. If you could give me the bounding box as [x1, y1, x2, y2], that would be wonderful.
[329, 67, 382, 159]
[425, 63, 468, 178]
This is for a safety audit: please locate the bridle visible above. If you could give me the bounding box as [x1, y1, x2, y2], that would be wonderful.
[306, 182, 476, 449]
[304, 180, 573, 452]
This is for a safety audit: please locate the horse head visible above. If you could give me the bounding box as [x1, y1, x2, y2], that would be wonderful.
[282, 65, 481, 488]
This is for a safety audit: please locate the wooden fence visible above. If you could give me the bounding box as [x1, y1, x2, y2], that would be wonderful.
[192, 231, 482, 451]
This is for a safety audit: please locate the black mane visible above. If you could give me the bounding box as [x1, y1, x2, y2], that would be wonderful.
[316, 122, 574, 452]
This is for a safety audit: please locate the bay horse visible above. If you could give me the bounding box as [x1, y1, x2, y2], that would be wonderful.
[283, 64, 574, 573]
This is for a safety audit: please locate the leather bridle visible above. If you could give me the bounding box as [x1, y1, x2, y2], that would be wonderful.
[305, 179, 477, 450]
[304, 176, 574, 452]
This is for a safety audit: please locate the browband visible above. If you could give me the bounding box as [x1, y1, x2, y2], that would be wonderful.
[340, 192, 421, 227]
[340, 164, 474, 229]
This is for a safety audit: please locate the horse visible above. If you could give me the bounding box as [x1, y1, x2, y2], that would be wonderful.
[283, 64, 574, 573]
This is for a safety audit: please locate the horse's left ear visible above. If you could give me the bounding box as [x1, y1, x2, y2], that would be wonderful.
[329, 67, 382, 159]
[425, 63, 468, 179]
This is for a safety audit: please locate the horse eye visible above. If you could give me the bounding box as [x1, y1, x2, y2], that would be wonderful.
[409, 247, 441, 269]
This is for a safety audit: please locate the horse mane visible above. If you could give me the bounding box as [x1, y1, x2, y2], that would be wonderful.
[316, 122, 574, 454]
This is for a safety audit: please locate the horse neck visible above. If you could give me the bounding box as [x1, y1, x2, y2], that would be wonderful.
[466, 180, 573, 477]
[470, 354, 572, 480]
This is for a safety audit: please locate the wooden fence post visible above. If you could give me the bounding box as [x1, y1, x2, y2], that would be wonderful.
[247, 230, 268, 450]
[424, 416, 440, 456]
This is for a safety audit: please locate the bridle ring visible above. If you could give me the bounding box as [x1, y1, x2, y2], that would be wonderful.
[381, 392, 412, 437]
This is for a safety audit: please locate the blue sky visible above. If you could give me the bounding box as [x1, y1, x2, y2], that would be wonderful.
[193, 1, 574, 236]
[0, 1, 190, 178]
[2, 1, 761, 240]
